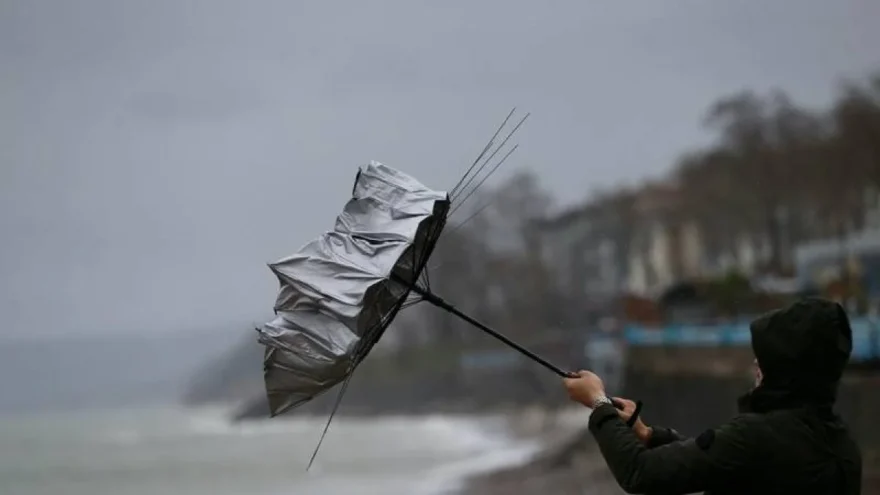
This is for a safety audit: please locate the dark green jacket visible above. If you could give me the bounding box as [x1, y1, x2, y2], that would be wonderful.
[589, 299, 862, 494]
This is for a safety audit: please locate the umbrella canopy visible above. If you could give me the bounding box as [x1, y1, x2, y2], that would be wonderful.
[258, 161, 450, 416]
[251, 110, 630, 468]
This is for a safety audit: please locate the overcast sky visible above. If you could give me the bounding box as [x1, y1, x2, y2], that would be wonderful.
[1, 0, 879, 339]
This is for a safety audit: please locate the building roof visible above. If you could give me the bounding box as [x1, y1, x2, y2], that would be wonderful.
[631, 179, 681, 216]
[795, 229, 880, 264]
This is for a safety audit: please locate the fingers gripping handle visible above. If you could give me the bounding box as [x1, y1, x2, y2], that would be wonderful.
[625, 400, 644, 427]
[607, 397, 644, 426]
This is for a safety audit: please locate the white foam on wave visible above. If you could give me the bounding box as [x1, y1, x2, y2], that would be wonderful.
[98, 405, 239, 444]
[419, 433, 542, 495]
[392, 414, 543, 495]
[186, 411, 236, 436]
[288, 413, 544, 494]
[269, 413, 545, 493]
[294, 414, 515, 474]
[416, 409, 590, 494]
[413, 414, 511, 452]
[94, 407, 550, 495]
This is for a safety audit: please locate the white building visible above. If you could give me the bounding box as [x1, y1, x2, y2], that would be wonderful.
[536, 201, 630, 303]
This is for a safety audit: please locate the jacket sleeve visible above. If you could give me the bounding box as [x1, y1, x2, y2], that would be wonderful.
[646, 425, 687, 448]
[588, 404, 763, 494]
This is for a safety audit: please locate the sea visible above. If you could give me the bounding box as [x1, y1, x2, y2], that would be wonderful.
[0, 405, 545, 495]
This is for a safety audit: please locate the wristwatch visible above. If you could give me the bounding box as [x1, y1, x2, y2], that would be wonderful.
[591, 396, 645, 428]
[591, 395, 614, 409]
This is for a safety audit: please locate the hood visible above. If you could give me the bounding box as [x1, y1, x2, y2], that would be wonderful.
[745, 298, 852, 411]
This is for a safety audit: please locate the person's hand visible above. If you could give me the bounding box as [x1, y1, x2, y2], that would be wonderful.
[613, 397, 653, 445]
[562, 370, 605, 407]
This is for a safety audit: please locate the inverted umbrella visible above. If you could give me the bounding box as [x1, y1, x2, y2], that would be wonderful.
[256, 111, 637, 467]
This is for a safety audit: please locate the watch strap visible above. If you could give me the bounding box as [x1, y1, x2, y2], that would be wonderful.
[593, 396, 644, 428]
[591, 395, 614, 409]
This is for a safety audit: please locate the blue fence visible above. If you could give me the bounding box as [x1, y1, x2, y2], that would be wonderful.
[624, 318, 880, 360]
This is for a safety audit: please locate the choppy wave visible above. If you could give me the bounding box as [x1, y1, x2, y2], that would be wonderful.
[419, 437, 542, 494]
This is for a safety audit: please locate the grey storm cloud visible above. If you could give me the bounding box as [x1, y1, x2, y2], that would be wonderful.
[1, 0, 879, 339]
[125, 89, 265, 123]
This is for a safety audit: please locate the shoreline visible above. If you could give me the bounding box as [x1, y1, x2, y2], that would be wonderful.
[227, 403, 612, 494]
[455, 407, 623, 495]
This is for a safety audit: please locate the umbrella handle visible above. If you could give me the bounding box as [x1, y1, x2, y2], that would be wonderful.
[407, 284, 633, 413]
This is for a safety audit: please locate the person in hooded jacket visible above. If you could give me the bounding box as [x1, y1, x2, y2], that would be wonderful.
[563, 298, 863, 494]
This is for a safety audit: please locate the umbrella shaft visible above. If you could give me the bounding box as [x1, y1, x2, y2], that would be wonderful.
[407, 283, 572, 378]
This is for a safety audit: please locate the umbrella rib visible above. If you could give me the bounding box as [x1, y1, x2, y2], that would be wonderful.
[306, 371, 356, 471]
[419, 265, 431, 292]
[449, 107, 516, 198]
[429, 109, 528, 290]
[402, 295, 423, 309]
[445, 200, 495, 236]
[417, 214, 447, 291]
[450, 112, 529, 205]
[448, 143, 519, 218]
[413, 198, 451, 292]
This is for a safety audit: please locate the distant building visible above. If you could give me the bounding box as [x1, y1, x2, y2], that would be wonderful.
[626, 181, 690, 296]
[538, 181, 726, 302]
[534, 196, 632, 318]
[536, 180, 827, 306]
[624, 181, 782, 293]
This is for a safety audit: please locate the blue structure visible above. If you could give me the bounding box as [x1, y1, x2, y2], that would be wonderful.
[625, 318, 880, 361]
[794, 231, 880, 298]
